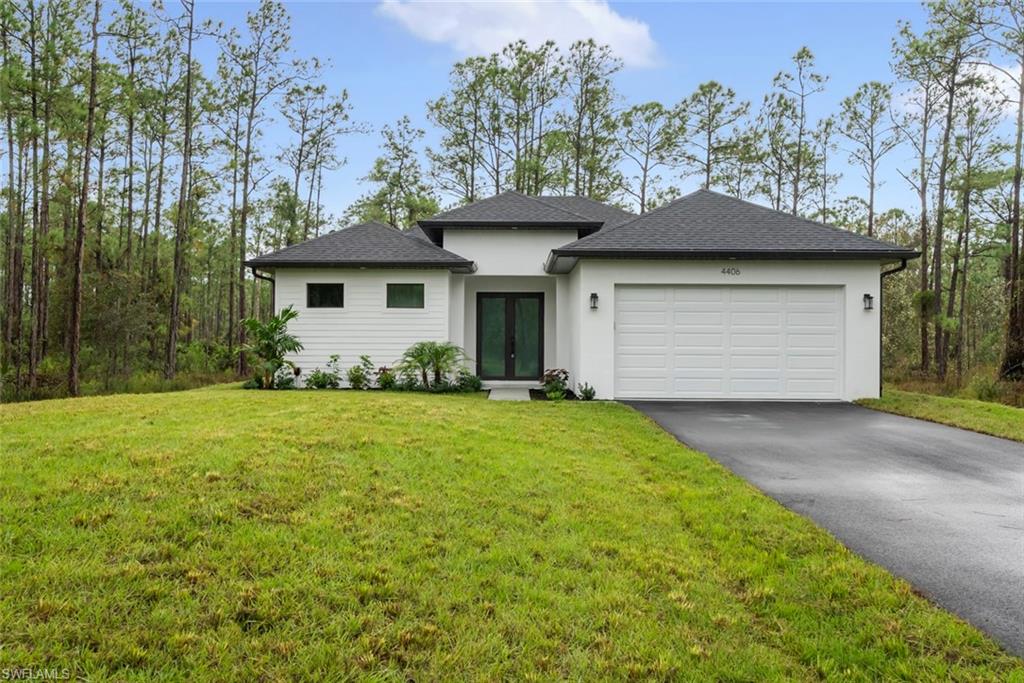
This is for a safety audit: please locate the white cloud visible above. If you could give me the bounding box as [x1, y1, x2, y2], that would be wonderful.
[971, 63, 1020, 119]
[377, 0, 659, 68]
[894, 64, 1020, 121]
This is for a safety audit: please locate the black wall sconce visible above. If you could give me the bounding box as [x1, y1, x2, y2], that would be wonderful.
[590, 292, 599, 310]
[863, 293, 874, 311]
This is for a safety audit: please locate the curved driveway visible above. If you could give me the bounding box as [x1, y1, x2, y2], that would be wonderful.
[627, 401, 1024, 656]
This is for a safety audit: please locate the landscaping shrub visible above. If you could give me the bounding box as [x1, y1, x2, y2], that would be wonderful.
[346, 355, 375, 390]
[273, 367, 298, 390]
[376, 366, 397, 390]
[542, 368, 569, 401]
[396, 373, 421, 392]
[577, 381, 596, 401]
[456, 370, 483, 393]
[306, 355, 342, 389]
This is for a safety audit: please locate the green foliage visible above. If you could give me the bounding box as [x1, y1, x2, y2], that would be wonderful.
[686, 81, 750, 188]
[577, 382, 597, 401]
[616, 101, 686, 210]
[242, 306, 303, 390]
[398, 341, 467, 389]
[305, 355, 342, 389]
[913, 289, 936, 318]
[376, 366, 397, 390]
[455, 370, 482, 393]
[965, 373, 1003, 403]
[346, 116, 439, 228]
[542, 368, 569, 401]
[346, 354, 375, 390]
[274, 367, 297, 390]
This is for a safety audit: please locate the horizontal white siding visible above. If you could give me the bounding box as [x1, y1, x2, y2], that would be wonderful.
[273, 268, 450, 382]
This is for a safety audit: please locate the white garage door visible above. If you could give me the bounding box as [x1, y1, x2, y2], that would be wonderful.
[615, 285, 843, 399]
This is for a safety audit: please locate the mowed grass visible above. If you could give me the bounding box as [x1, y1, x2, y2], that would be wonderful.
[1, 387, 1021, 681]
[859, 388, 1024, 443]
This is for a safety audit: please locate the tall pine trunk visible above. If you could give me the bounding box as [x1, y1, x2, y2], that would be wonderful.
[1001, 60, 1024, 380]
[165, 1, 195, 379]
[932, 75, 957, 379]
[68, 0, 102, 397]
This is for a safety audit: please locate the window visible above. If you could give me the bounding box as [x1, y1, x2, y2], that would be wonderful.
[387, 283, 425, 309]
[307, 283, 344, 308]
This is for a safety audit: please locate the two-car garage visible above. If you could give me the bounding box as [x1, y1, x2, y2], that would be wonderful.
[614, 285, 844, 400]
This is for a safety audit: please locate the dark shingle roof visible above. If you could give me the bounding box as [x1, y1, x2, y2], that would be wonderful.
[419, 191, 601, 227]
[553, 190, 919, 259]
[537, 196, 635, 228]
[245, 221, 474, 270]
[405, 225, 431, 243]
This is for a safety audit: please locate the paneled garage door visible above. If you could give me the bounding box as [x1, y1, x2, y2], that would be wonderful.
[614, 285, 843, 399]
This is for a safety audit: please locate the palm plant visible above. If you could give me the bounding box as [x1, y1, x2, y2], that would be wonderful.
[398, 341, 467, 389]
[242, 306, 304, 389]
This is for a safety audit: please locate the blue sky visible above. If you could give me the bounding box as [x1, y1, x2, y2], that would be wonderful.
[191, 1, 934, 219]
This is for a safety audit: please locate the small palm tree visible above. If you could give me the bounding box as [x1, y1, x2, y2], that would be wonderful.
[398, 341, 467, 388]
[242, 306, 303, 389]
[426, 341, 466, 387]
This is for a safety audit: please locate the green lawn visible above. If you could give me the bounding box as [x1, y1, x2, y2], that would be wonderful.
[859, 388, 1024, 443]
[2, 387, 1020, 680]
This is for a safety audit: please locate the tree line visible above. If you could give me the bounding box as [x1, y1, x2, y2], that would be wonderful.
[333, 0, 1024, 391]
[0, 0, 358, 399]
[0, 0, 1021, 402]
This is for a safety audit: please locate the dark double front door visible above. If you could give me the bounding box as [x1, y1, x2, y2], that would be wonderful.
[476, 293, 543, 380]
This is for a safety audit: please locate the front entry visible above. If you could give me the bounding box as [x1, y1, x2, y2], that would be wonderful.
[476, 293, 544, 380]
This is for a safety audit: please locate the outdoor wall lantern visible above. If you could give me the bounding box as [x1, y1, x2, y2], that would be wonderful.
[863, 293, 874, 311]
[590, 292, 599, 310]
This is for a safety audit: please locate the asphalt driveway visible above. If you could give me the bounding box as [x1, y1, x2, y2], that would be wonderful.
[627, 401, 1024, 656]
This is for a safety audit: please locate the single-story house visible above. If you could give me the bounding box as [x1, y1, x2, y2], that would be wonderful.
[246, 189, 918, 400]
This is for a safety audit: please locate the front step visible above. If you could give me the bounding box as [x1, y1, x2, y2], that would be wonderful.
[487, 388, 532, 401]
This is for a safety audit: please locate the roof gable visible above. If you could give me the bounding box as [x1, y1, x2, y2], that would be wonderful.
[553, 190, 918, 259]
[245, 221, 474, 270]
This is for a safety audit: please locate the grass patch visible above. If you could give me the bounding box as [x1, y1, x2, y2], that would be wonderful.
[859, 388, 1024, 443]
[2, 386, 1021, 679]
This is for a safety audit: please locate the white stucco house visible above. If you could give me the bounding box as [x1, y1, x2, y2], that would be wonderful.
[246, 190, 918, 401]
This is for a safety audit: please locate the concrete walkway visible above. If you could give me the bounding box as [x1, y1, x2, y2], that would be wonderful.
[487, 388, 532, 401]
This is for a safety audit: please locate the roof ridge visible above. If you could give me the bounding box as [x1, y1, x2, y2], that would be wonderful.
[562, 189, 704, 247]
[423, 189, 599, 224]
[530, 194, 599, 222]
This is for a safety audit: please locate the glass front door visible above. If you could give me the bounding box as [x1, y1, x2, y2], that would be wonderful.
[476, 293, 544, 380]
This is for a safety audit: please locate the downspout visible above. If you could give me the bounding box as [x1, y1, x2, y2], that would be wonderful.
[878, 259, 908, 397]
[250, 267, 275, 314]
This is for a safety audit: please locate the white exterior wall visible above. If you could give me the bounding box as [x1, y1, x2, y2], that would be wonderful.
[571, 259, 882, 401]
[274, 268, 450, 383]
[444, 229, 575, 377]
[443, 230, 575, 276]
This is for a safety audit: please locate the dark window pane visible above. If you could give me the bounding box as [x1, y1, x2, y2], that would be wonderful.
[480, 297, 505, 378]
[307, 283, 344, 308]
[514, 297, 540, 378]
[387, 283, 424, 308]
